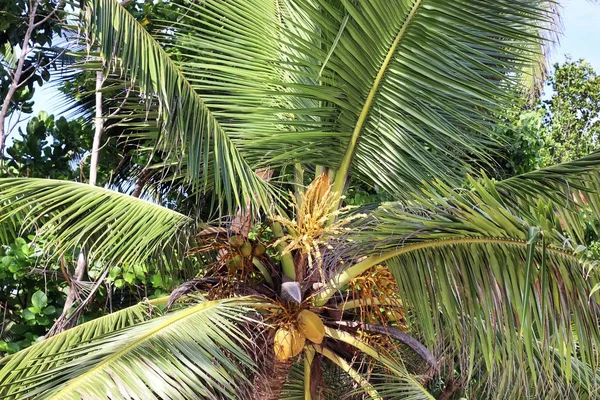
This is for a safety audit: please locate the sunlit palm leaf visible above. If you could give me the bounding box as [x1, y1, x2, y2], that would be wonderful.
[273, 0, 555, 198]
[87, 0, 556, 203]
[0, 297, 260, 400]
[84, 0, 275, 213]
[0, 297, 166, 391]
[0, 178, 196, 267]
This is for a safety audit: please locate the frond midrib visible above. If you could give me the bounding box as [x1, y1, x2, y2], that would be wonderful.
[46, 300, 223, 399]
[332, 0, 424, 197]
[315, 236, 578, 305]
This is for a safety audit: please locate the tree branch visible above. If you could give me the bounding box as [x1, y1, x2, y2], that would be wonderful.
[0, 0, 39, 161]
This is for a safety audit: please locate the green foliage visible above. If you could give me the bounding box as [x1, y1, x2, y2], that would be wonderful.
[0, 237, 63, 354]
[493, 58, 600, 178]
[3, 1, 600, 399]
[0, 0, 64, 115]
[4, 112, 92, 179]
[540, 58, 600, 165]
[0, 233, 184, 357]
[494, 107, 546, 177]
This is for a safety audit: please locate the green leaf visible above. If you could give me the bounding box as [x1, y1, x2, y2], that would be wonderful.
[31, 291, 48, 311]
[123, 271, 135, 284]
[0, 297, 260, 399]
[0, 179, 197, 269]
[320, 174, 600, 397]
[42, 306, 56, 316]
[1, 256, 11, 267]
[109, 266, 121, 279]
[22, 309, 35, 321]
[83, 0, 275, 214]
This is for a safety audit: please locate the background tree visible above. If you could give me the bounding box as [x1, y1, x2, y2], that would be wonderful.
[540, 57, 600, 165]
[0, 0, 65, 158]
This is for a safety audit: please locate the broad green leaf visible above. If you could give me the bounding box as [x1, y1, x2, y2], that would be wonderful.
[31, 291, 48, 311]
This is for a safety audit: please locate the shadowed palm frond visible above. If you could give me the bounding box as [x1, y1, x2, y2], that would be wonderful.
[316, 174, 600, 398]
[493, 150, 600, 243]
[0, 178, 197, 268]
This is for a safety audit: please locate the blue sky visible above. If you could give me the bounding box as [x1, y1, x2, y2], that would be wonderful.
[551, 0, 600, 70]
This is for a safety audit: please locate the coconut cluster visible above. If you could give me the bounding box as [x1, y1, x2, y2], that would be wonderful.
[273, 310, 325, 361]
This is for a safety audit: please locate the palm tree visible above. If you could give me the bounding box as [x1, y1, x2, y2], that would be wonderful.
[1, 0, 599, 398]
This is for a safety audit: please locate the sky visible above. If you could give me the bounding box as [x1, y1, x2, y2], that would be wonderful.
[9, 0, 600, 138]
[551, 0, 600, 70]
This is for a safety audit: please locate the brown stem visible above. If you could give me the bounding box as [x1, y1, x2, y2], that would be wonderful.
[46, 252, 87, 337]
[132, 168, 153, 198]
[438, 378, 462, 400]
[335, 320, 437, 370]
[0, 0, 39, 160]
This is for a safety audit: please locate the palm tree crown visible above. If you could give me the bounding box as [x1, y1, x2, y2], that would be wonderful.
[2, 0, 600, 399]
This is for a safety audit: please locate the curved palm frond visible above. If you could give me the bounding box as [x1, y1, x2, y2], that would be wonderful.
[316, 175, 600, 397]
[83, 0, 275, 213]
[494, 150, 600, 243]
[0, 296, 261, 400]
[324, 327, 434, 399]
[273, 0, 555, 199]
[84, 0, 557, 204]
[0, 178, 197, 267]
[0, 296, 168, 387]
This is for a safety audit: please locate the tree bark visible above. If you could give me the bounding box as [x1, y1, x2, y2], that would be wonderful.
[88, 70, 104, 186]
[252, 343, 294, 400]
[0, 0, 39, 160]
[132, 169, 153, 198]
[47, 70, 104, 336]
[45, 252, 86, 337]
[335, 320, 437, 370]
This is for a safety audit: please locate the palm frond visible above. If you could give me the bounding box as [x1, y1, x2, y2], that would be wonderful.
[0, 178, 196, 267]
[317, 175, 600, 397]
[324, 327, 434, 400]
[0, 297, 166, 388]
[83, 0, 275, 213]
[84, 0, 557, 203]
[274, 0, 555, 199]
[494, 150, 600, 243]
[0, 296, 260, 399]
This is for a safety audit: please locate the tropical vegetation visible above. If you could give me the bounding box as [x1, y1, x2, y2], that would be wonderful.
[1, 0, 600, 399]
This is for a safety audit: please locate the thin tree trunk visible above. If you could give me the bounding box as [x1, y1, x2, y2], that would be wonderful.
[47, 70, 104, 337]
[45, 252, 86, 336]
[0, 0, 39, 161]
[132, 169, 152, 198]
[88, 70, 104, 186]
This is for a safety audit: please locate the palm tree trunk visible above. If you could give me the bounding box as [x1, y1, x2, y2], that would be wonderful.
[252, 349, 293, 400]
